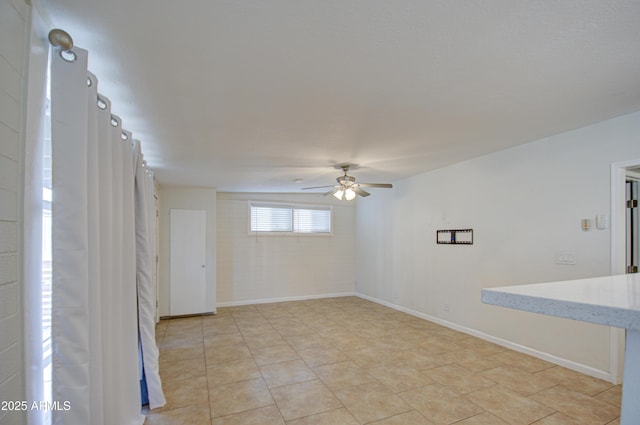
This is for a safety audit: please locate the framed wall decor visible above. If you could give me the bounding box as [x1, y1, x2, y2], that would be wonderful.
[436, 229, 473, 245]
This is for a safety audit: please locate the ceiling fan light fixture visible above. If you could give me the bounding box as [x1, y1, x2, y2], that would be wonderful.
[333, 189, 345, 200]
[344, 188, 356, 200]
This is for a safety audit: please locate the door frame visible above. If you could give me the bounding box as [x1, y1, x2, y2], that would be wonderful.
[154, 193, 160, 323]
[610, 158, 640, 383]
[611, 159, 640, 275]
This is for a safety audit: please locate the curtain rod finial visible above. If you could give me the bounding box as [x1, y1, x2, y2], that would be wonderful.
[48, 29, 73, 50]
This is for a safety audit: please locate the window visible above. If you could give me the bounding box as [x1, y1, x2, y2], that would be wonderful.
[249, 202, 332, 234]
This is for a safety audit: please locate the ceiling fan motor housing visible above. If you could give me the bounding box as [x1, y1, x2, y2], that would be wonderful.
[337, 175, 356, 186]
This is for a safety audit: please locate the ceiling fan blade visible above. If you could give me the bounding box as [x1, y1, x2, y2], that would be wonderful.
[357, 183, 393, 188]
[352, 187, 370, 197]
[301, 185, 336, 190]
[322, 188, 340, 197]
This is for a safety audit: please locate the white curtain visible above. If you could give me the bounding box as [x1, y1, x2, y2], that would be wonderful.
[133, 141, 165, 409]
[49, 44, 164, 424]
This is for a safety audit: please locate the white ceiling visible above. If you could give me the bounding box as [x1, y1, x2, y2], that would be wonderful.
[39, 0, 640, 192]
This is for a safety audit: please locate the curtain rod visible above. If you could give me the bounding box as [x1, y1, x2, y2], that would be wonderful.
[48, 28, 73, 51]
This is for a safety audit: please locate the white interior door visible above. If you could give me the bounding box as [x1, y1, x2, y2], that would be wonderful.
[170, 209, 207, 315]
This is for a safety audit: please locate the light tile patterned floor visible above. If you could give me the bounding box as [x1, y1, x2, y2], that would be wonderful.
[144, 297, 622, 425]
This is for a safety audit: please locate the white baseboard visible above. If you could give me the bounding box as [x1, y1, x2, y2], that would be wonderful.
[356, 292, 615, 383]
[216, 291, 357, 308]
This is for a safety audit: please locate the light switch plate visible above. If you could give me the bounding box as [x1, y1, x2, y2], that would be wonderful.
[596, 214, 608, 230]
[556, 251, 576, 265]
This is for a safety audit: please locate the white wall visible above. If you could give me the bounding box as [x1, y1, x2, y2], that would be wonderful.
[356, 111, 640, 380]
[217, 192, 356, 305]
[158, 187, 217, 317]
[0, 1, 29, 423]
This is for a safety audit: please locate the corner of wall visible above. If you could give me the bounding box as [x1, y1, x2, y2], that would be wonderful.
[0, 0, 32, 422]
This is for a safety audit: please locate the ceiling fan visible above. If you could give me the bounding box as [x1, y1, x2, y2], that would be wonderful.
[301, 164, 393, 200]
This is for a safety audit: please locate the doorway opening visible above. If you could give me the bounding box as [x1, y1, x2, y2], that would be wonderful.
[626, 171, 639, 274]
[610, 159, 640, 384]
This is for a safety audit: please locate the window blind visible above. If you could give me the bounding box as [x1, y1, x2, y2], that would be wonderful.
[249, 202, 331, 234]
[293, 207, 331, 233]
[250, 205, 293, 232]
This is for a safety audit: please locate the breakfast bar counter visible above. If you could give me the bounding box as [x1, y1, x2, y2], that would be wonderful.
[482, 273, 640, 424]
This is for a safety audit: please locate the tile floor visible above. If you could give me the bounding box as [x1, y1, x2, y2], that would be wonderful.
[144, 297, 622, 425]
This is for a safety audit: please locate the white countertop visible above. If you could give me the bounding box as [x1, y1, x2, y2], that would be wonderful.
[482, 274, 640, 330]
